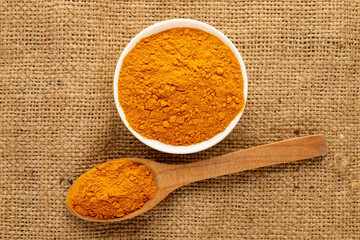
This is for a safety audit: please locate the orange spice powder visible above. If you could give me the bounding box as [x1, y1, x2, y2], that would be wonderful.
[118, 28, 245, 145]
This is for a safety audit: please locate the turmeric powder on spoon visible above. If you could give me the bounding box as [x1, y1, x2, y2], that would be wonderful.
[118, 28, 245, 146]
[67, 160, 157, 219]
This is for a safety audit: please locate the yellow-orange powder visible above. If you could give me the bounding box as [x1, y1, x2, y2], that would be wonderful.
[67, 159, 157, 219]
[118, 28, 245, 145]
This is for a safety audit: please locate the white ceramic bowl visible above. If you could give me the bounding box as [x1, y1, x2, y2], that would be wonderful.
[114, 19, 248, 154]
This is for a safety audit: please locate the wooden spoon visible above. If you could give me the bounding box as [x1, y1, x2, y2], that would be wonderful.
[67, 134, 327, 222]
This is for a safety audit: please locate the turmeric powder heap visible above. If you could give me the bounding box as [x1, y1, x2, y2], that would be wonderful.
[118, 28, 245, 145]
[67, 159, 157, 219]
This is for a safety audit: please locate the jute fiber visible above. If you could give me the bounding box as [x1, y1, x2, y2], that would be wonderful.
[1, 0, 359, 239]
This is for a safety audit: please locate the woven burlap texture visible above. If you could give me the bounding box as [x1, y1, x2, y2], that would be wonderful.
[1, 0, 359, 239]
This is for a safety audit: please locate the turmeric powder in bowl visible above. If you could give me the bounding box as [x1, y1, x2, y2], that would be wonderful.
[67, 160, 157, 219]
[118, 27, 245, 146]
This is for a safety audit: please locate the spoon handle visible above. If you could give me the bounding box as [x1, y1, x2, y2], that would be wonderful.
[166, 135, 327, 188]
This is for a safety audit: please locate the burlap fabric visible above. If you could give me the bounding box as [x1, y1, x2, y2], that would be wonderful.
[1, 0, 359, 239]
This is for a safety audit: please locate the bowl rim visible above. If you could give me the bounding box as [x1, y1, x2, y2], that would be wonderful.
[113, 19, 248, 154]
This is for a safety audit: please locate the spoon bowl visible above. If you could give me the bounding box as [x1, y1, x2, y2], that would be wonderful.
[66, 158, 174, 222]
[67, 134, 327, 222]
